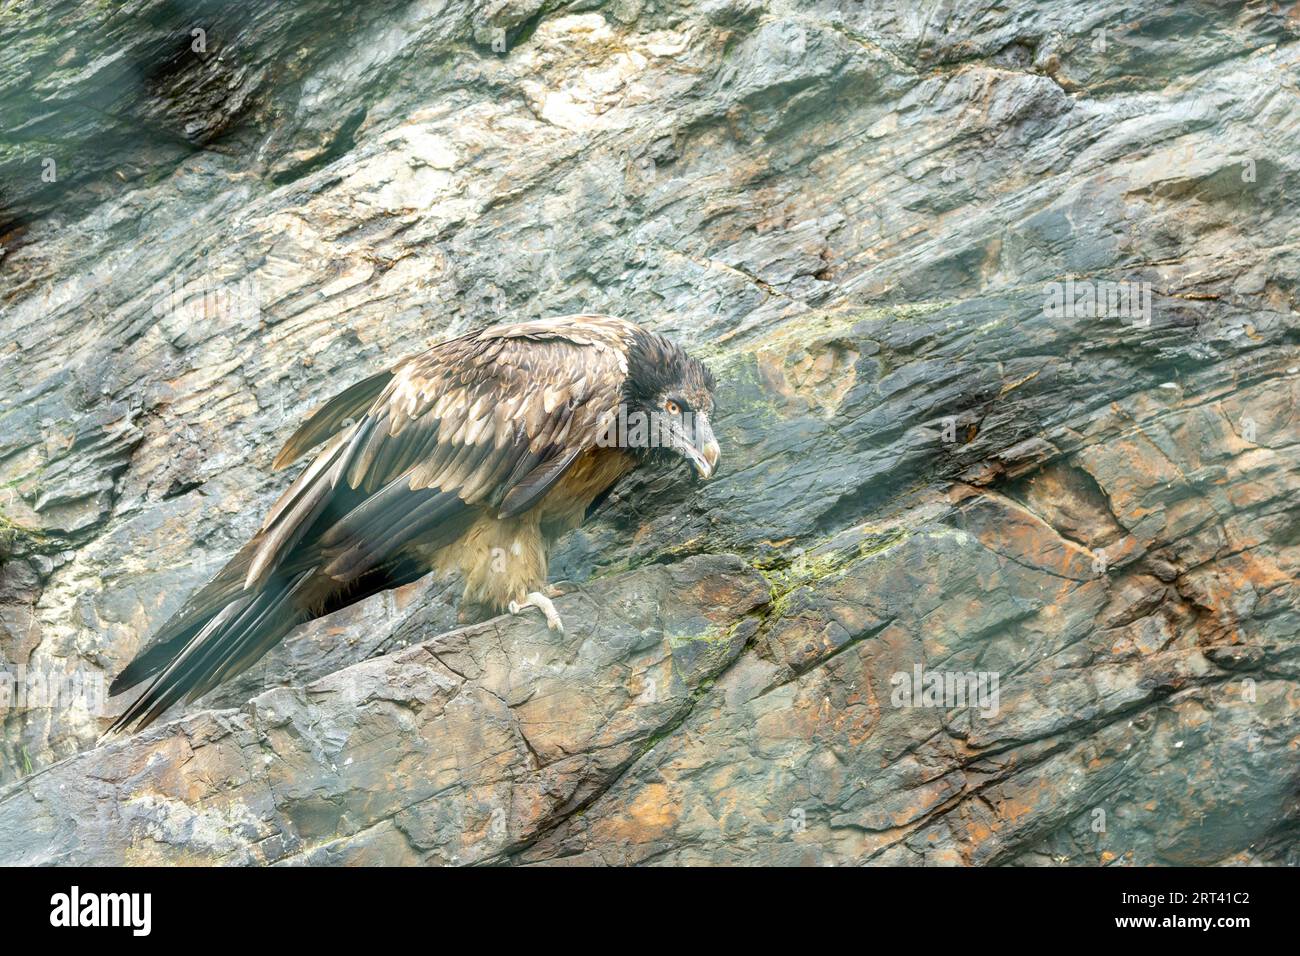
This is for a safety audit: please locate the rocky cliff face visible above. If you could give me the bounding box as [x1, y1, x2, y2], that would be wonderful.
[0, 0, 1297, 865]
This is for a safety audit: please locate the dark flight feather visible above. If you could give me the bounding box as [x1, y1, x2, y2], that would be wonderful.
[272, 367, 394, 470]
[499, 446, 583, 518]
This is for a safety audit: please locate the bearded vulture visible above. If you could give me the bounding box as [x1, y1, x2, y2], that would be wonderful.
[107, 314, 719, 734]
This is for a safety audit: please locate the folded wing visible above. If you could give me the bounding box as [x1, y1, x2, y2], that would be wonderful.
[108, 315, 635, 733]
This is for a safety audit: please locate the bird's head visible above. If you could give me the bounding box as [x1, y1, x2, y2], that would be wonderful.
[619, 329, 720, 480]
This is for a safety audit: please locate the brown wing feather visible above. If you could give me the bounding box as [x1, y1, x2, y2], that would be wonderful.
[271, 366, 395, 470]
[246, 315, 636, 589]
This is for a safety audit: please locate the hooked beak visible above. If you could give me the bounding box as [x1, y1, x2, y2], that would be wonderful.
[686, 415, 721, 480]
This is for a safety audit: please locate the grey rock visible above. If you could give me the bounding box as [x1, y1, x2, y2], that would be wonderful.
[0, 0, 1296, 865]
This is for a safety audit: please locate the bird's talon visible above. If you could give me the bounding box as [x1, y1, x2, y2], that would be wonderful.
[509, 592, 565, 634]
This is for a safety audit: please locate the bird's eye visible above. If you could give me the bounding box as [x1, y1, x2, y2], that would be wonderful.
[665, 399, 681, 415]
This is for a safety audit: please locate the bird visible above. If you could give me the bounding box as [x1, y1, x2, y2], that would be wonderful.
[106, 314, 720, 734]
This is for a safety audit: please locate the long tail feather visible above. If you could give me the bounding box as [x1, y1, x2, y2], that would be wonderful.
[105, 569, 315, 736]
[107, 545, 259, 696]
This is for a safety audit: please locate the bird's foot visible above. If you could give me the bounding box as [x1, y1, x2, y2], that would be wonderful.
[509, 591, 565, 634]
